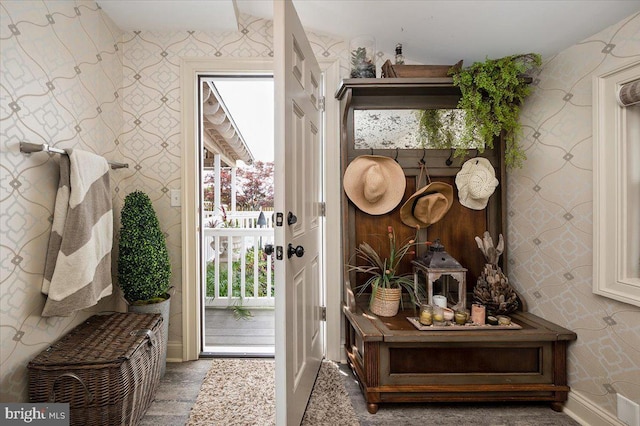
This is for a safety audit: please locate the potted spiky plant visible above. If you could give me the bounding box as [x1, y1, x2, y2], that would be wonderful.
[348, 226, 425, 317]
[118, 190, 171, 376]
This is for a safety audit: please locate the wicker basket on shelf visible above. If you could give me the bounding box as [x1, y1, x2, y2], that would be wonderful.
[369, 287, 402, 317]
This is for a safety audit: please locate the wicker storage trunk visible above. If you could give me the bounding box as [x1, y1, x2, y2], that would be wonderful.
[28, 313, 163, 426]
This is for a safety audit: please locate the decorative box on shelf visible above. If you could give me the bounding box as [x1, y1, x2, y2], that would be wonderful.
[381, 59, 463, 78]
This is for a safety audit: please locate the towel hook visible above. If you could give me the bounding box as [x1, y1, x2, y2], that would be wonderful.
[394, 148, 399, 163]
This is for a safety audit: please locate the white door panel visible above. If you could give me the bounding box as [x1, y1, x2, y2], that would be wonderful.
[274, 0, 323, 424]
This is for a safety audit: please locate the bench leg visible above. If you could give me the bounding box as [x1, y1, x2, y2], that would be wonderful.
[550, 401, 564, 412]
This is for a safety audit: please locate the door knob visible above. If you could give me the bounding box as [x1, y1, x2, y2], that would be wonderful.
[287, 212, 297, 226]
[287, 243, 304, 259]
[264, 244, 274, 256]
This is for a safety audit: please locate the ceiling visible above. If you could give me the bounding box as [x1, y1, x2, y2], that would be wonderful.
[97, 0, 639, 65]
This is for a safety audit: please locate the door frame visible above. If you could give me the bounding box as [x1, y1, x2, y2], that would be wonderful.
[179, 57, 341, 362]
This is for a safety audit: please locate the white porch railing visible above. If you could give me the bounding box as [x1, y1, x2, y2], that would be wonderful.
[203, 210, 273, 228]
[203, 227, 275, 308]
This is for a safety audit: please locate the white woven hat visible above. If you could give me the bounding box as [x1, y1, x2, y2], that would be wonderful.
[455, 157, 499, 210]
[343, 155, 406, 215]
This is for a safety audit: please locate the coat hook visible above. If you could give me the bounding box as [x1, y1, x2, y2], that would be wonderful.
[370, 148, 374, 156]
[470, 149, 480, 165]
[419, 149, 426, 165]
[445, 148, 454, 166]
[394, 147, 399, 162]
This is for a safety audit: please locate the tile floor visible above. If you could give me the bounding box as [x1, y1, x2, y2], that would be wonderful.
[139, 360, 212, 426]
[141, 359, 581, 425]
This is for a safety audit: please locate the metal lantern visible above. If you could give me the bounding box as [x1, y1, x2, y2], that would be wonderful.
[412, 239, 467, 309]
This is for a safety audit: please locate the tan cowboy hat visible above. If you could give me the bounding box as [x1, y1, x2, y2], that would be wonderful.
[455, 157, 499, 210]
[400, 181, 454, 228]
[343, 155, 406, 215]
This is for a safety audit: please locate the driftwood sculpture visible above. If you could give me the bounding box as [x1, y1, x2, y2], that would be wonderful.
[473, 231, 518, 314]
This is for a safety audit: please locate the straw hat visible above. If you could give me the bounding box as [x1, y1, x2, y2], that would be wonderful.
[455, 157, 499, 210]
[343, 155, 406, 215]
[400, 181, 454, 228]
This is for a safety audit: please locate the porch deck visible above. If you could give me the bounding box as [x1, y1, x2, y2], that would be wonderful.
[203, 307, 275, 355]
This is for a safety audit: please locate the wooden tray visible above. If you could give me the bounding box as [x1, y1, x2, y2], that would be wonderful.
[407, 316, 522, 331]
[381, 59, 463, 78]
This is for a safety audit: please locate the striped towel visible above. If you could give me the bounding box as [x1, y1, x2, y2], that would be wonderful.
[42, 149, 113, 317]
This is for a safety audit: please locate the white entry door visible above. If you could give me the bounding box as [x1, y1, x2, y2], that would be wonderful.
[273, 0, 324, 424]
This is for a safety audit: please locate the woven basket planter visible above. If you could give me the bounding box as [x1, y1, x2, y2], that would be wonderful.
[369, 287, 402, 317]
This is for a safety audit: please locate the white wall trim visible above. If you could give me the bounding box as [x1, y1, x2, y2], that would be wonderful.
[592, 59, 640, 307]
[319, 58, 343, 362]
[166, 342, 183, 363]
[564, 390, 626, 426]
[180, 57, 273, 361]
[180, 56, 342, 362]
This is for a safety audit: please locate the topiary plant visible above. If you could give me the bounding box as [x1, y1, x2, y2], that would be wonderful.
[118, 190, 171, 304]
[449, 53, 542, 168]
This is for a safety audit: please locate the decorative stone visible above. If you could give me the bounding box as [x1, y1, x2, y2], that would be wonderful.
[473, 232, 518, 314]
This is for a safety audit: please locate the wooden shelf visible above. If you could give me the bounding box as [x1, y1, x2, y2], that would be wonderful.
[335, 77, 460, 100]
[343, 304, 577, 413]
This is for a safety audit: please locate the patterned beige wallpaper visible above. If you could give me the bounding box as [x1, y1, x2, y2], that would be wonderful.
[116, 13, 348, 369]
[0, 0, 348, 402]
[1, 0, 123, 401]
[510, 12, 640, 417]
[2, 0, 637, 419]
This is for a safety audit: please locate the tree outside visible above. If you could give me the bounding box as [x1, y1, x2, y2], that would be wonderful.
[204, 161, 274, 211]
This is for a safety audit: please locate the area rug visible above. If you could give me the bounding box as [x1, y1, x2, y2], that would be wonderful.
[186, 359, 359, 426]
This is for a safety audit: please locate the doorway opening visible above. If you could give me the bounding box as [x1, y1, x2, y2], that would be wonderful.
[199, 75, 275, 357]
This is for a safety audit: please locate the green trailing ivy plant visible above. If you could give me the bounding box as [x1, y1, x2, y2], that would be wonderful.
[416, 109, 464, 150]
[451, 53, 541, 168]
[118, 190, 171, 305]
[417, 53, 541, 168]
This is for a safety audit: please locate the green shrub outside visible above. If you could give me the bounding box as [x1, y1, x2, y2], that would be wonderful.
[206, 247, 274, 298]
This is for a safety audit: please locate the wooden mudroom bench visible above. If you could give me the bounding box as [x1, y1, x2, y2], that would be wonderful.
[337, 77, 577, 414]
[343, 302, 577, 414]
